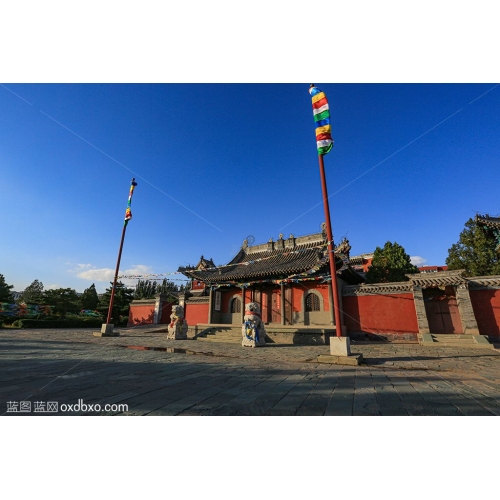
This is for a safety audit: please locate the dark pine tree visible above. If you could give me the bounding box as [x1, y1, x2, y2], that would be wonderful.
[18, 279, 45, 304]
[98, 281, 134, 325]
[81, 283, 100, 310]
[365, 241, 419, 284]
[0, 274, 14, 303]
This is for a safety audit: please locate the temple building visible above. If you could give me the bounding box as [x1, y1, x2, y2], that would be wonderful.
[127, 215, 500, 345]
[349, 253, 374, 277]
[178, 227, 364, 330]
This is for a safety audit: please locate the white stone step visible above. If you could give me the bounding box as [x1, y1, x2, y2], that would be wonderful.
[419, 333, 494, 348]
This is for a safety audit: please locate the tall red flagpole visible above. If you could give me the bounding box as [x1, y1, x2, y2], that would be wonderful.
[310, 84, 343, 337]
[106, 224, 127, 325]
[105, 178, 138, 328]
[318, 154, 343, 337]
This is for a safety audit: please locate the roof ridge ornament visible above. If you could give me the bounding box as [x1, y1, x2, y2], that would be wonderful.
[242, 234, 255, 249]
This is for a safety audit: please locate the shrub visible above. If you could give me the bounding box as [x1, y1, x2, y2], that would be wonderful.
[2, 316, 24, 326]
[12, 318, 103, 329]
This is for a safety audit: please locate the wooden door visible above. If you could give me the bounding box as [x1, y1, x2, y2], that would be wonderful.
[425, 296, 463, 334]
[160, 302, 173, 324]
[447, 297, 463, 333]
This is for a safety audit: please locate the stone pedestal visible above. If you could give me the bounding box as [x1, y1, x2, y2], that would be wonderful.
[242, 321, 266, 347]
[330, 336, 351, 356]
[242, 302, 266, 348]
[167, 321, 188, 340]
[317, 336, 362, 365]
[93, 323, 120, 337]
[167, 305, 188, 340]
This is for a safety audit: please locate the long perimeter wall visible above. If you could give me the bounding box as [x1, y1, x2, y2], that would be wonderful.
[140, 274, 500, 340]
[342, 275, 500, 339]
[342, 282, 418, 339]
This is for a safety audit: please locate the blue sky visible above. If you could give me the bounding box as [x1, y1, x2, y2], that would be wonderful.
[2, 83, 499, 293]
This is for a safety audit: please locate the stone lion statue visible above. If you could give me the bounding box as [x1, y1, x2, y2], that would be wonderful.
[242, 302, 266, 348]
[167, 304, 188, 340]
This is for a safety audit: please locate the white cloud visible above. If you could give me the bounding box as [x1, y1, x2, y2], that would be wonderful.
[77, 267, 115, 282]
[410, 256, 427, 267]
[46, 284, 62, 290]
[72, 264, 153, 287]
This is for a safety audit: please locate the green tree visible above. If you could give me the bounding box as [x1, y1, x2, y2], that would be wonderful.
[446, 218, 500, 276]
[0, 274, 14, 303]
[133, 279, 157, 299]
[43, 288, 82, 318]
[18, 279, 45, 304]
[365, 241, 419, 283]
[134, 279, 178, 300]
[98, 281, 134, 325]
[81, 283, 99, 310]
[158, 278, 178, 295]
[158, 278, 179, 303]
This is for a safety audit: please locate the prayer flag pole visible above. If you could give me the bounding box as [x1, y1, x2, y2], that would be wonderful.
[318, 153, 343, 337]
[95, 178, 138, 337]
[309, 85, 343, 338]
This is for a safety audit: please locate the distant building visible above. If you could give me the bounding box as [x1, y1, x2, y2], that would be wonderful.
[349, 255, 448, 275]
[418, 265, 448, 273]
[349, 253, 374, 275]
[11, 291, 22, 301]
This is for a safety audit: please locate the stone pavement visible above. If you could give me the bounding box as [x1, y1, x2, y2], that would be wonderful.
[1, 326, 499, 416]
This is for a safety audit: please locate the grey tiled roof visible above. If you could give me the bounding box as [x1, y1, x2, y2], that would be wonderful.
[476, 214, 500, 229]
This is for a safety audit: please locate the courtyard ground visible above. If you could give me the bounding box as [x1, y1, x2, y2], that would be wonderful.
[1, 326, 499, 416]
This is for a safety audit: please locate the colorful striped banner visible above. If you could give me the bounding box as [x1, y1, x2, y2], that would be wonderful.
[309, 85, 334, 155]
[124, 178, 138, 226]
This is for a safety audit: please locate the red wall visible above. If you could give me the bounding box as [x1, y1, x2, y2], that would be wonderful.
[342, 293, 419, 334]
[470, 289, 500, 337]
[221, 290, 241, 312]
[191, 280, 205, 291]
[185, 302, 209, 325]
[128, 304, 155, 326]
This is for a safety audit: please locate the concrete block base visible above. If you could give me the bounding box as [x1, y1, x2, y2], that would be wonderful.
[330, 336, 351, 356]
[420, 333, 434, 345]
[317, 354, 363, 365]
[93, 324, 120, 337]
[474, 335, 494, 348]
